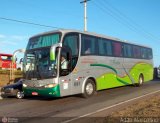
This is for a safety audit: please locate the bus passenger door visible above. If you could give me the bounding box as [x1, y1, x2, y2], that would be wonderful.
[59, 33, 79, 96]
[58, 47, 72, 96]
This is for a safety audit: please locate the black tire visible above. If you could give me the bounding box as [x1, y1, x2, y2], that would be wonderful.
[153, 67, 158, 79]
[135, 75, 144, 87]
[16, 91, 24, 99]
[82, 79, 96, 98]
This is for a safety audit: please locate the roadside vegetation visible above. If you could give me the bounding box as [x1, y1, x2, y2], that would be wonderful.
[0, 70, 22, 86]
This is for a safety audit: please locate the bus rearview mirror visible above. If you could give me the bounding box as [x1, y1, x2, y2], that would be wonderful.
[50, 43, 62, 61]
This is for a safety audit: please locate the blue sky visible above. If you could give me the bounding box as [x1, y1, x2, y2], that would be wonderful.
[0, 0, 160, 67]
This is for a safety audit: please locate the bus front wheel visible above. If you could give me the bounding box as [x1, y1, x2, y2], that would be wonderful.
[82, 79, 96, 98]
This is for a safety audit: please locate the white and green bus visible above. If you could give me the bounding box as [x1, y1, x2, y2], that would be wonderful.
[23, 29, 153, 98]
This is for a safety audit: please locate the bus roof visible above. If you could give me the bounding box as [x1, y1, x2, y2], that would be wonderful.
[30, 29, 151, 48]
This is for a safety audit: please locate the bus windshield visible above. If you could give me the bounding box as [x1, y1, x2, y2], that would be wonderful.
[23, 33, 61, 80]
[24, 47, 57, 80]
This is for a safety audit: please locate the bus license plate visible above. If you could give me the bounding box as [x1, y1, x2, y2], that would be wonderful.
[32, 92, 38, 96]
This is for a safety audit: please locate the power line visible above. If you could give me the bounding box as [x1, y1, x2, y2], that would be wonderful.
[92, 1, 142, 36]
[101, 0, 160, 41]
[0, 17, 63, 29]
[92, 1, 160, 42]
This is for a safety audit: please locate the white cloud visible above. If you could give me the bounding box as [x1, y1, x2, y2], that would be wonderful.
[11, 35, 27, 41]
[0, 34, 28, 54]
[1, 41, 18, 46]
[0, 34, 27, 41]
[0, 34, 6, 39]
[0, 34, 27, 45]
[0, 49, 4, 52]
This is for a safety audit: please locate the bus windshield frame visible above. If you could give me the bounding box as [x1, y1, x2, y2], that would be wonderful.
[26, 33, 61, 50]
[23, 33, 61, 80]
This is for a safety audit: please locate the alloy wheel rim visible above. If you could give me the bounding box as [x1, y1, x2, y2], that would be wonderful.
[86, 83, 94, 95]
[17, 92, 24, 99]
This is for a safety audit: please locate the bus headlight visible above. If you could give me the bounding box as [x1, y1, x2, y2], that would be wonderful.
[23, 84, 27, 87]
[44, 83, 57, 88]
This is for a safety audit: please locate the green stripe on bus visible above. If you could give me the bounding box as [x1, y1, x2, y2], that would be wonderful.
[90, 64, 117, 74]
[90, 63, 129, 85]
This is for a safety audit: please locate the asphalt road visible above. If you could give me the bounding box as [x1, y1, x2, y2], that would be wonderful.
[0, 80, 160, 123]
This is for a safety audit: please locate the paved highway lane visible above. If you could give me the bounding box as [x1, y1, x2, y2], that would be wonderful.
[0, 80, 160, 123]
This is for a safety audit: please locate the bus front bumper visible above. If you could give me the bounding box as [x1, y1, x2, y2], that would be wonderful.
[23, 85, 60, 97]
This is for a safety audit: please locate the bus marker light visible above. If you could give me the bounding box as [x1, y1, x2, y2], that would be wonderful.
[62, 80, 68, 82]
[76, 77, 83, 81]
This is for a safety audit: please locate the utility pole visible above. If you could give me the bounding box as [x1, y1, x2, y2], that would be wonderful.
[80, 0, 90, 32]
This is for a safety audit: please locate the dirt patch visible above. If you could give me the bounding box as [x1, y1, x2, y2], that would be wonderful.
[67, 92, 160, 123]
[106, 94, 160, 123]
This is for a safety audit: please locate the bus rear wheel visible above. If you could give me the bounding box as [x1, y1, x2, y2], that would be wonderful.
[82, 79, 96, 98]
[135, 75, 144, 87]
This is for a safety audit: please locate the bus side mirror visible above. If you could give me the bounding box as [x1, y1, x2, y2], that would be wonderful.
[50, 43, 62, 61]
[12, 48, 25, 63]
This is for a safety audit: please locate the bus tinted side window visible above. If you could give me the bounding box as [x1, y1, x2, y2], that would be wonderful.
[123, 44, 133, 58]
[141, 47, 148, 59]
[81, 35, 97, 55]
[147, 48, 153, 59]
[63, 34, 79, 56]
[98, 38, 112, 56]
[133, 46, 141, 58]
[113, 42, 122, 57]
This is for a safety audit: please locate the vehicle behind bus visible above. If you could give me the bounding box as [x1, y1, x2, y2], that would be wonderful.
[0, 53, 16, 70]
